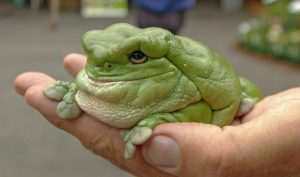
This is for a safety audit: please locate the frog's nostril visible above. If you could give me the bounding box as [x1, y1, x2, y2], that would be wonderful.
[103, 62, 113, 70]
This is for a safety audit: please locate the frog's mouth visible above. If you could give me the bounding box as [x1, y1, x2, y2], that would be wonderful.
[85, 62, 179, 83]
[87, 70, 176, 84]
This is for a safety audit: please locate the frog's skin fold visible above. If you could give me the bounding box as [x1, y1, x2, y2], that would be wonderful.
[44, 23, 262, 159]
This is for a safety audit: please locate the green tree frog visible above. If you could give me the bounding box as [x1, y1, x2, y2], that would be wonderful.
[44, 23, 262, 159]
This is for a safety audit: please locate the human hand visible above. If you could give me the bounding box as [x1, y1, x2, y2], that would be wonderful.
[14, 53, 300, 177]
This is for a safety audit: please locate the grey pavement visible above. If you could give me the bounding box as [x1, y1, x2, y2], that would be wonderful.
[1, 1, 299, 177]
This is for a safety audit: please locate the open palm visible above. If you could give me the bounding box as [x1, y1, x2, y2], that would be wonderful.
[14, 53, 300, 177]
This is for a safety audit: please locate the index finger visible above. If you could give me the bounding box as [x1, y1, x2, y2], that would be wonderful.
[63, 53, 87, 77]
[14, 72, 55, 96]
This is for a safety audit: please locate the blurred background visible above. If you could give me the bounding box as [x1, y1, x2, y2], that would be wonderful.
[1, 0, 299, 177]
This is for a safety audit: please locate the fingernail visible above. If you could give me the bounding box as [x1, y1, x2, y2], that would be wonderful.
[145, 135, 180, 168]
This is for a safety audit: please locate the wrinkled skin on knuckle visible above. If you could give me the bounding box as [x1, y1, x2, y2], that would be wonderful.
[82, 132, 119, 157]
[80, 135, 153, 176]
[78, 127, 125, 166]
[82, 137, 125, 170]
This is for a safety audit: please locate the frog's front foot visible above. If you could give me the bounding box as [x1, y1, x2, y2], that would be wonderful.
[237, 97, 256, 117]
[44, 81, 82, 119]
[123, 126, 153, 159]
[121, 113, 179, 159]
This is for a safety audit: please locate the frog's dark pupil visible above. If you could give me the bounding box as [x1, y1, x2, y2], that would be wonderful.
[131, 51, 145, 60]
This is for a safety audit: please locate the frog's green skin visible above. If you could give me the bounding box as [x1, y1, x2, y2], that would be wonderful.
[44, 23, 262, 159]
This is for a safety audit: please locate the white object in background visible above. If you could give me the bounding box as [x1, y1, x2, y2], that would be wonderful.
[220, 0, 244, 12]
[81, 0, 128, 18]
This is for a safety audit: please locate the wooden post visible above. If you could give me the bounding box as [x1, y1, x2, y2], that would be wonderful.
[49, 0, 60, 29]
[30, 0, 40, 11]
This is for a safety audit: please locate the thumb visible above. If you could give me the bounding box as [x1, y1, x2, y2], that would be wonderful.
[141, 123, 237, 177]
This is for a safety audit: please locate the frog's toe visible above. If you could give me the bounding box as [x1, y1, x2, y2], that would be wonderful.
[122, 127, 153, 159]
[237, 98, 256, 116]
[57, 101, 82, 119]
[131, 127, 153, 145]
[124, 142, 136, 159]
[44, 84, 68, 101]
[123, 127, 153, 144]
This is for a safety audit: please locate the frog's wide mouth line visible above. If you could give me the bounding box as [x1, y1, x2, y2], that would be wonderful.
[87, 71, 176, 84]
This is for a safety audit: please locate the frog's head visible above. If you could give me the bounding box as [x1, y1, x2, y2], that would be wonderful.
[77, 24, 201, 127]
[81, 23, 180, 82]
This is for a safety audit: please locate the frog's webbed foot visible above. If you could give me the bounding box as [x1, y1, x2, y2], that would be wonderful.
[122, 113, 179, 159]
[44, 81, 82, 119]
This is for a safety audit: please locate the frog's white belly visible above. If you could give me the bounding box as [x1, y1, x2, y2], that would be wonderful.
[76, 90, 145, 128]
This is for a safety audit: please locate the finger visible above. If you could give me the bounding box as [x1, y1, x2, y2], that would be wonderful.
[24, 83, 173, 177]
[24, 83, 123, 161]
[141, 123, 235, 177]
[14, 72, 55, 96]
[63, 53, 87, 77]
[23, 83, 120, 151]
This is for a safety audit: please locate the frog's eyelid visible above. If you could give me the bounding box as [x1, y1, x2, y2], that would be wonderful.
[127, 50, 149, 64]
[126, 49, 148, 58]
[126, 48, 140, 56]
[130, 57, 148, 64]
[120, 37, 164, 59]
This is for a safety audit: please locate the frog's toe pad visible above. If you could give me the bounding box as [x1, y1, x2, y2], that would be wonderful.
[44, 84, 68, 101]
[237, 98, 255, 116]
[131, 127, 153, 145]
[57, 101, 82, 119]
[123, 127, 153, 159]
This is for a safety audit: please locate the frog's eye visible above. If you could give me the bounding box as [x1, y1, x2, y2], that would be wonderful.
[129, 50, 148, 64]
